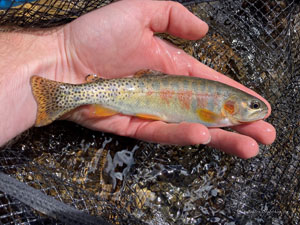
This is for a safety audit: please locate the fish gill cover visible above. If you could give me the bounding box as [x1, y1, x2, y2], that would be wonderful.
[0, 0, 299, 224]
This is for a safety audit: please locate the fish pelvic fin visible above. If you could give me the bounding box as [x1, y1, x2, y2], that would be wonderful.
[135, 113, 163, 121]
[30, 76, 75, 127]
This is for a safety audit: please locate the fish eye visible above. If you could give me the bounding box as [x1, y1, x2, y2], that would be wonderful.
[249, 100, 261, 109]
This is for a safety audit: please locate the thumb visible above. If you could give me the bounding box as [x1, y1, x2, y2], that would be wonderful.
[147, 1, 209, 40]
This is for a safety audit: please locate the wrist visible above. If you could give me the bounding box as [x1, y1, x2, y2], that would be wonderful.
[0, 29, 63, 146]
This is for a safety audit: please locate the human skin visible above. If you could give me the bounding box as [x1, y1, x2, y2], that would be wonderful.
[0, 0, 276, 158]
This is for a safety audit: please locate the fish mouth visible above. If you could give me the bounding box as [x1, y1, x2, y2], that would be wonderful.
[237, 119, 260, 124]
[237, 109, 268, 124]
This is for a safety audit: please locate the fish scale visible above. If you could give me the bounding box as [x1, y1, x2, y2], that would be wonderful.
[30, 70, 268, 127]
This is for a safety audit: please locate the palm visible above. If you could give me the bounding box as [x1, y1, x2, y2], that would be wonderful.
[64, 0, 192, 79]
[57, 0, 275, 158]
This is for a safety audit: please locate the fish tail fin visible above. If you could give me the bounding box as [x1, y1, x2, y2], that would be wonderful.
[30, 76, 74, 127]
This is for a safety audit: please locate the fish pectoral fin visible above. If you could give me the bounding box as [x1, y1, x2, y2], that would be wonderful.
[135, 113, 162, 121]
[197, 108, 221, 123]
[92, 105, 118, 117]
[85, 74, 103, 83]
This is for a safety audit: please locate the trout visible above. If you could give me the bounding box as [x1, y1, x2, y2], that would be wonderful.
[30, 70, 268, 127]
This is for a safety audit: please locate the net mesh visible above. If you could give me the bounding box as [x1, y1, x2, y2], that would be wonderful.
[0, 0, 114, 27]
[0, 0, 299, 224]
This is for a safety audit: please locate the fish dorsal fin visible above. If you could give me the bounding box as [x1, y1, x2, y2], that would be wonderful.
[133, 69, 166, 78]
[85, 74, 104, 83]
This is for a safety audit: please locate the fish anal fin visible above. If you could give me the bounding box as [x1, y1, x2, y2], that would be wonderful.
[197, 108, 220, 123]
[92, 105, 118, 117]
[135, 113, 162, 121]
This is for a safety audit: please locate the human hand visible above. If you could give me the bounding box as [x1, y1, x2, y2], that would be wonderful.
[54, 0, 275, 158]
[0, 0, 276, 158]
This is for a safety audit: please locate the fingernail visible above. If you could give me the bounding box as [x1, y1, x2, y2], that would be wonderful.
[203, 133, 211, 145]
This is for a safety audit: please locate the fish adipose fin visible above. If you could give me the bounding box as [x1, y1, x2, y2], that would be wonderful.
[85, 74, 103, 83]
[134, 69, 151, 77]
[30, 76, 75, 127]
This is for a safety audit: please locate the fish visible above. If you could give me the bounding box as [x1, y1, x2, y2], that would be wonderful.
[30, 70, 268, 127]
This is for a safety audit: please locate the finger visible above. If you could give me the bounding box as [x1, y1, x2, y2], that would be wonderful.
[208, 128, 259, 159]
[187, 58, 272, 117]
[148, 1, 208, 40]
[151, 39, 272, 118]
[232, 120, 276, 145]
[66, 106, 211, 146]
[133, 121, 211, 146]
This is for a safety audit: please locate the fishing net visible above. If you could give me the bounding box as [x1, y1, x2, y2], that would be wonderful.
[0, 0, 114, 27]
[0, 0, 299, 224]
